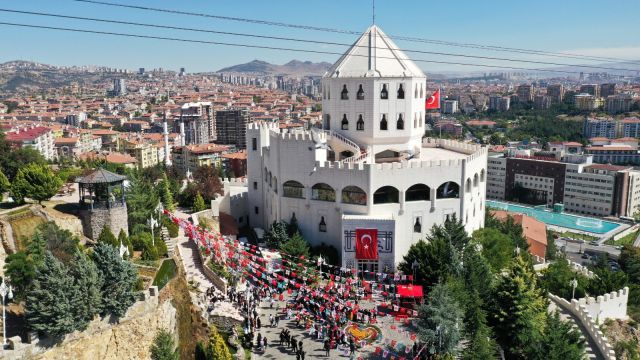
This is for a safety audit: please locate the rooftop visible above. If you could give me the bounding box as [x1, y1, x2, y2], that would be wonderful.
[76, 168, 127, 184]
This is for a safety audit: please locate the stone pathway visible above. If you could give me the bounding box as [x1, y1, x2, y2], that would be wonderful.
[548, 300, 602, 360]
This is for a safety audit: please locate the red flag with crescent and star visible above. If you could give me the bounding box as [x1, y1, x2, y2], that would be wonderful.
[425, 89, 440, 110]
[355, 229, 378, 260]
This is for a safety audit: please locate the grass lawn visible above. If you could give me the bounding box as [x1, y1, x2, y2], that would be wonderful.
[556, 231, 599, 242]
[605, 230, 638, 246]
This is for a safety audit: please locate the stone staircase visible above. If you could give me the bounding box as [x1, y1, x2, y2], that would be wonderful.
[161, 227, 176, 256]
[548, 299, 602, 360]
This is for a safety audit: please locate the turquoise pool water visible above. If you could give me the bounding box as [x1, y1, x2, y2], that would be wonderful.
[486, 200, 621, 234]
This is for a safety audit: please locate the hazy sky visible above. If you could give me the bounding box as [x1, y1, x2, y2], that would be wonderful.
[1, 0, 639, 73]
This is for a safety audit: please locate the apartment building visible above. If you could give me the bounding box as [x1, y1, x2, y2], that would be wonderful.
[179, 102, 214, 145]
[600, 83, 616, 98]
[215, 108, 251, 149]
[171, 144, 229, 175]
[579, 84, 600, 97]
[4, 126, 55, 160]
[488, 95, 511, 112]
[575, 94, 603, 111]
[583, 117, 617, 139]
[605, 94, 634, 114]
[516, 84, 534, 102]
[121, 138, 159, 169]
[546, 84, 565, 103]
[534, 95, 551, 110]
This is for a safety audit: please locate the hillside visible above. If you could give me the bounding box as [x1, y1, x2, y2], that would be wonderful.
[217, 59, 332, 76]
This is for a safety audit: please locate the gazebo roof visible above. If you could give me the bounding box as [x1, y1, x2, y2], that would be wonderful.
[76, 168, 126, 184]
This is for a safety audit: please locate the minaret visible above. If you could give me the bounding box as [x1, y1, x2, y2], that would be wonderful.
[163, 113, 172, 166]
[179, 121, 186, 146]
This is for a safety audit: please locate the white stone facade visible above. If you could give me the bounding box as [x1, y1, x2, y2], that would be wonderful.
[246, 26, 487, 270]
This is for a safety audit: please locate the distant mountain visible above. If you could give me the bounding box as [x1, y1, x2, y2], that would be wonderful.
[0, 60, 58, 71]
[217, 59, 332, 76]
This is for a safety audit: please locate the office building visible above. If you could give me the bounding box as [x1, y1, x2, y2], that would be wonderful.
[579, 84, 600, 98]
[600, 83, 616, 98]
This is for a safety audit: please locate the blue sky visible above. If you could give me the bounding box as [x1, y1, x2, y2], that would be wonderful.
[1, 0, 639, 73]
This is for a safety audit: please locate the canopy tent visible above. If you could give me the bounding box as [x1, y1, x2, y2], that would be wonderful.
[397, 285, 423, 298]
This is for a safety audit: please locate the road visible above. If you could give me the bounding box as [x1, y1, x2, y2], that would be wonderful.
[557, 238, 620, 266]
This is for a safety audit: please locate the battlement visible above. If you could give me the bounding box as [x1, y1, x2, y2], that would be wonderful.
[422, 137, 487, 161]
[247, 121, 279, 131]
[278, 131, 316, 142]
[578, 286, 629, 321]
[316, 160, 367, 171]
[221, 177, 248, 187]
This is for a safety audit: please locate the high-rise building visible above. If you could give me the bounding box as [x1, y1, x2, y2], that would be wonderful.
[112, 78, 126, 96]
[583, 117, 617, 139]
[605, 94, 634, 114]
[546, 84, 564, 103]
[65, 112, 87, 127]
[179, 102, 214, 145]
[179, 67, 186, 76]
[579, 84, 600, 98]
[533, 95, 551, 110]
[489, 95, 511, 112]
[516, 84, 534, 102]
[215, 109, 251, 149]
[442, 100, 459, 114]
[574, 93, 603, 111]
[600, 83, 616, 98]
[138, 68, 145, 75]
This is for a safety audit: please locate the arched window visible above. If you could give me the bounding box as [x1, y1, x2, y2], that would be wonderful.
[273, 177, 278, 193]
[465, 178, 472, 193]
[312, 183, 336, 202]
[341, 114, 349, 130]
[419, 112, 423, 126]
[380, 114, 388, 130]
[264, 167, 268, 182]
[396, 114, 404, 130]
[414, 84, 418, 99]
[405, 184, 430, 202]
[474, 173, 479, 187]
[380, 84, 389, 99]
[414, 113, 417, 129]
[397, 84, 405, 99]
[420, 84, 424, 98]
[414, 217, 422, 233]
[324, 114, 331, 130]
[342, 186, 367, 205]
[283, 181, 305, 198]
[268, 171, 272, 187]
[480, 169, 486, 182]
[356, 115, 364, 131]
[327, 86, 330, 99]
[341, 84, 349, 100]
[437, 181, 460, 199]
[357, 84, 365, 100]
[373, 186, 399, 204]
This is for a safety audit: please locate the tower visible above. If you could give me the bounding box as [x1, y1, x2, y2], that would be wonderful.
[321, 25, 427, 159]
[77, 169, 129, 240]
[163, 113, 172, 166]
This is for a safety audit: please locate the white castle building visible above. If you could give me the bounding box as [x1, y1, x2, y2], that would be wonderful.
[246, 25, 488, 272]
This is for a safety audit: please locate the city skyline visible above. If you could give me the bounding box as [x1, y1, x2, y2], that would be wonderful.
[1, 0, 640, 73]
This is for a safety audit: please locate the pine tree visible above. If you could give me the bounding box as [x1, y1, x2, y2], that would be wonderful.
[150, 329, 179, 360]
[27, 231, 47, 268]
[159, 174, 175, 212]
[489, 256, 547, 359]
[472, 228, 514, 272]
[531, 312, 585, 360]
[4, 252, 35, 300]
[92, 243, 138, 317]
[280, 231, 310, 259]
[194, 341, 208, 360]
[25, 252, 75, 337]
[97, 225, 119, 248]
[417, 283, 463, 357]
[399, 235, 458, 288]
[0, 168, 9, 196]
[266, 221, 289, 248]
[462, 318, 499, 360]
[68, 250, 102, 330]
[192, 192, 206, 213]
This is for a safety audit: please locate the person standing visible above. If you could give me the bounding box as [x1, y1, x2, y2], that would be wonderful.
[324, 339, 330, 357]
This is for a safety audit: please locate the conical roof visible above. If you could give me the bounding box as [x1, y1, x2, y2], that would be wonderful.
[76, 168, 126, 184]
[325, 25, 425, 78]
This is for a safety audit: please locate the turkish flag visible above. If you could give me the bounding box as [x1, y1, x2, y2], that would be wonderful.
[425, 89, 440, 109]
[355, 229, 378, 260]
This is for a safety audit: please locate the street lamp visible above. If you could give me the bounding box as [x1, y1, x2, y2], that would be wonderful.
[569, 278, 578, 299]
[317, 255, 325, 278]
[148, 216, 158, 246]
[0, 278, 13, 348]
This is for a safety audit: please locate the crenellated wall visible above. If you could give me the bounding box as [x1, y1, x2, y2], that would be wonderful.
[579, 287, 629, 322]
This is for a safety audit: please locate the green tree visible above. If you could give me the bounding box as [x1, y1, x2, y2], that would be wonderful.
[586, 267, 628, 296]
[539, 258, 588, 300]
[530, 311, 585, 360]
[159, 174, 175, 212]
[192, 192, 206, 213]
[126, 170, 160, 234]
[489, 256, 547, 359]
[150, 329, 179, 360]
[207, 326, 232, 360]
[97, 225, 119, 248]
[417, 282, 463, 357]
[0, 168, 9, 195]
[25, 252, 75, 337]
[92, 243, 138, 317]
[546, 230, 558, 261]
[462, 312, 498, 360]
[280, 231, 310, 259]
[118, 230, 133, 258]
[68, 251, 102, 331]
[27, 230, 47, 268]
[472, 228, 515, 272]
[0, 146, 46, 181]
[36, 222, 79, 265]
[4, 252, 35, 300]
[265, 221, 289, 248]
[11, 163, 63, 205]
[399, 236, 458, 288]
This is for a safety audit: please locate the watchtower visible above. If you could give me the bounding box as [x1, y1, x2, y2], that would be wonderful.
[77, 168, 128, 240]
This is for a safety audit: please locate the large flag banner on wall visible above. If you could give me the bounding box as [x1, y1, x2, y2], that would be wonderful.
[355, 228, 378, 260]
[425, 89, 440, 110]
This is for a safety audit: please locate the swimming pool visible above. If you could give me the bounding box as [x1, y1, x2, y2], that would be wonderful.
[486, 200, 621, 234]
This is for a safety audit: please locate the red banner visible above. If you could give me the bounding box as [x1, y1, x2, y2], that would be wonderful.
[355, 229, 378, 260]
